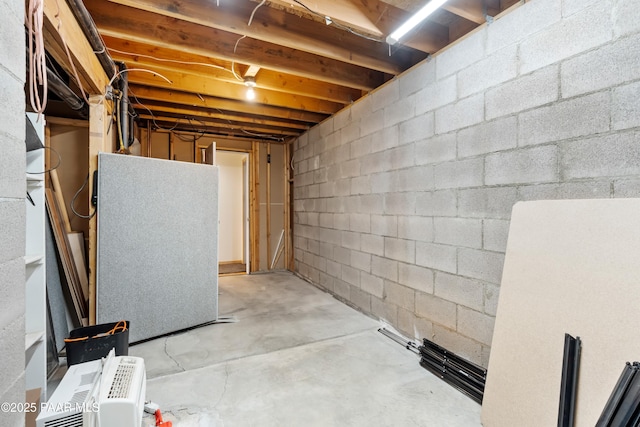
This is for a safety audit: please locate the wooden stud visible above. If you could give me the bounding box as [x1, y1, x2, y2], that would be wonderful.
[88, 95, 113, 325]
[284, 142, 293, 270]
[266, 143, 271, 270]
[251, 141, 260, 272]
[44, 125, 51, 189]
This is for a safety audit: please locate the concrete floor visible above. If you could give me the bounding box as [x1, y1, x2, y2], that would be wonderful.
[134, 271, 481, 426]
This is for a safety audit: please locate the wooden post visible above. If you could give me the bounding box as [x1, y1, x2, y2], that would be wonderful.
[88, 95, 112, 325]
[251, 141, 260, 272]
[284, 142, 293, 270]
[266, 143, 271, 270]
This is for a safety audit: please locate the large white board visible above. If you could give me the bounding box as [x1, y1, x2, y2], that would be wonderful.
[482, 199, 640, 426]
[97, 154, 218, 342]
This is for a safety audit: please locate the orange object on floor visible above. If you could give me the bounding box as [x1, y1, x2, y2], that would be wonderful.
[155, 409, 173, 427]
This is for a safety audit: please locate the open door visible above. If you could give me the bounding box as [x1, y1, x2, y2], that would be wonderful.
[217, 150, 249, 275]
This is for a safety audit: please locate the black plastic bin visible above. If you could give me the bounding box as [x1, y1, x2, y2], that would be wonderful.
[65, 320, 129, 366]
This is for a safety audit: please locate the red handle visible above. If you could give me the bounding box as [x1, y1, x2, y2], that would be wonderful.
[155, 409, 173, 427]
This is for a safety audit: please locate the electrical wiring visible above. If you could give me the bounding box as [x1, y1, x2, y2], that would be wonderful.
[248, 0, 266, 26]
[114, 92, 125, 150]
[70, 173, 96, 220]
[26, 146, 62, 174]
[61, 29, 89, 102]
[107, 68, 172, 88]
[241, 129, 285, 142]
[231, 35, 247, 82]
[106, 47, 242, 81]
[26, 0, 47, 116]
[128, 88, 180, 132]
[130, 86, 284, 143]
[211, 107, 285, 142]
[64, 321, 127, 342]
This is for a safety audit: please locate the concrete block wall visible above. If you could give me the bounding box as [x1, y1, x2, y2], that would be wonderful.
[293, 0, 640, 367]
[1, 0, 26, 424]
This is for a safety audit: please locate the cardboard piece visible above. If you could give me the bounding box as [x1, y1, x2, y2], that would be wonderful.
[482, 199, 640, 426]
[25, 388, 41, 427]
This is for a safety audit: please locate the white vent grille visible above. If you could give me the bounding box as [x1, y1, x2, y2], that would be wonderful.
[107, 360, 137, 399]
[43, 412, 83, 427]
[69, 390, 89, 405]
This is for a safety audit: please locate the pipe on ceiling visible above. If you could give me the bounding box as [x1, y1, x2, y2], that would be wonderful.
[46, 67, 88, 119]
[116, 62, 132, 149]
[66, 0, 117, 81]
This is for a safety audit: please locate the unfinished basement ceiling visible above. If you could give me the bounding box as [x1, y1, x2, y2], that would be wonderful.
[83, 0, 519, 141]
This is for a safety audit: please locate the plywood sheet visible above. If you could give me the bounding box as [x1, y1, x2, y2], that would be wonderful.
[96, 154, 218, 342]
[482, 199, 640, 427]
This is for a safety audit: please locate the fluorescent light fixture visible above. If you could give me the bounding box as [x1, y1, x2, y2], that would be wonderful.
[386, 0, 450, 45]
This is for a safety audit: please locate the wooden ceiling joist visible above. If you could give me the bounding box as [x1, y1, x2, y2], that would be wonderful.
[43, 0, 521, 140]
[42, 0, 109, 94]
[262, 0, 451, 53]
[125, 68, 344, 115]
[128, 85, 329, 124]
[86, 1, 390, 90]
[104, 38, 363, 104]
[103, 0, 428, 74]
[139, 114, 299, 137]
[132, 101, 311, 131]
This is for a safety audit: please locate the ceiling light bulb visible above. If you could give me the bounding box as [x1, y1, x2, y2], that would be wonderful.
[246, 87, 256, 100]
[386, 0, 450, 45]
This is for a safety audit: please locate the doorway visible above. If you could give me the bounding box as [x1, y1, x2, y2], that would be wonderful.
[217, 150, 250, 275]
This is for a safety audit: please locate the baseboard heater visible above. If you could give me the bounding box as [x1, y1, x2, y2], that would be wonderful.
[418, 338, 487, 404]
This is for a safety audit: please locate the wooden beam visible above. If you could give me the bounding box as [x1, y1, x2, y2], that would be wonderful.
[443, 0, 500, 24]
[138, 115, 300, 137]
[266, 142, 271, 270]
[257, 0, 386, 37]
[128, 85, 329, 124]
[45, 117, 89, 127]
[105, 40, 363, 104]
[251, 141, 260, 272]
[125, 68, 344, 115]
[86, 1, 388, 90]
[264, 0, 450, 53]
[131, 102, 310, 131]
[43, 0, 109, 94]
[244, 65, 261, 78]
[104, 0, 426, 74]
[88, 95, 113, 325]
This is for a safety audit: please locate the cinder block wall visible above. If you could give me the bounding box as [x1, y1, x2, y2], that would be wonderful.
[293, 0, 640, 367]
[1, 0, 27, 423]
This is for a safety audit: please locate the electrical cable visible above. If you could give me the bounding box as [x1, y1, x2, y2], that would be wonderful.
[241, 129, 285, 142]
[128, 88, 179, 132]
[248, 0, 266, 26]
[69, 173, 96, 219]
[107, 47, 242, 81]
[130, 85, 284, 142]
[107, 68, 172, 88]
[26, 146, 62, 174]
[63, 320, 127, 343]
[26, 0, 47, 116]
